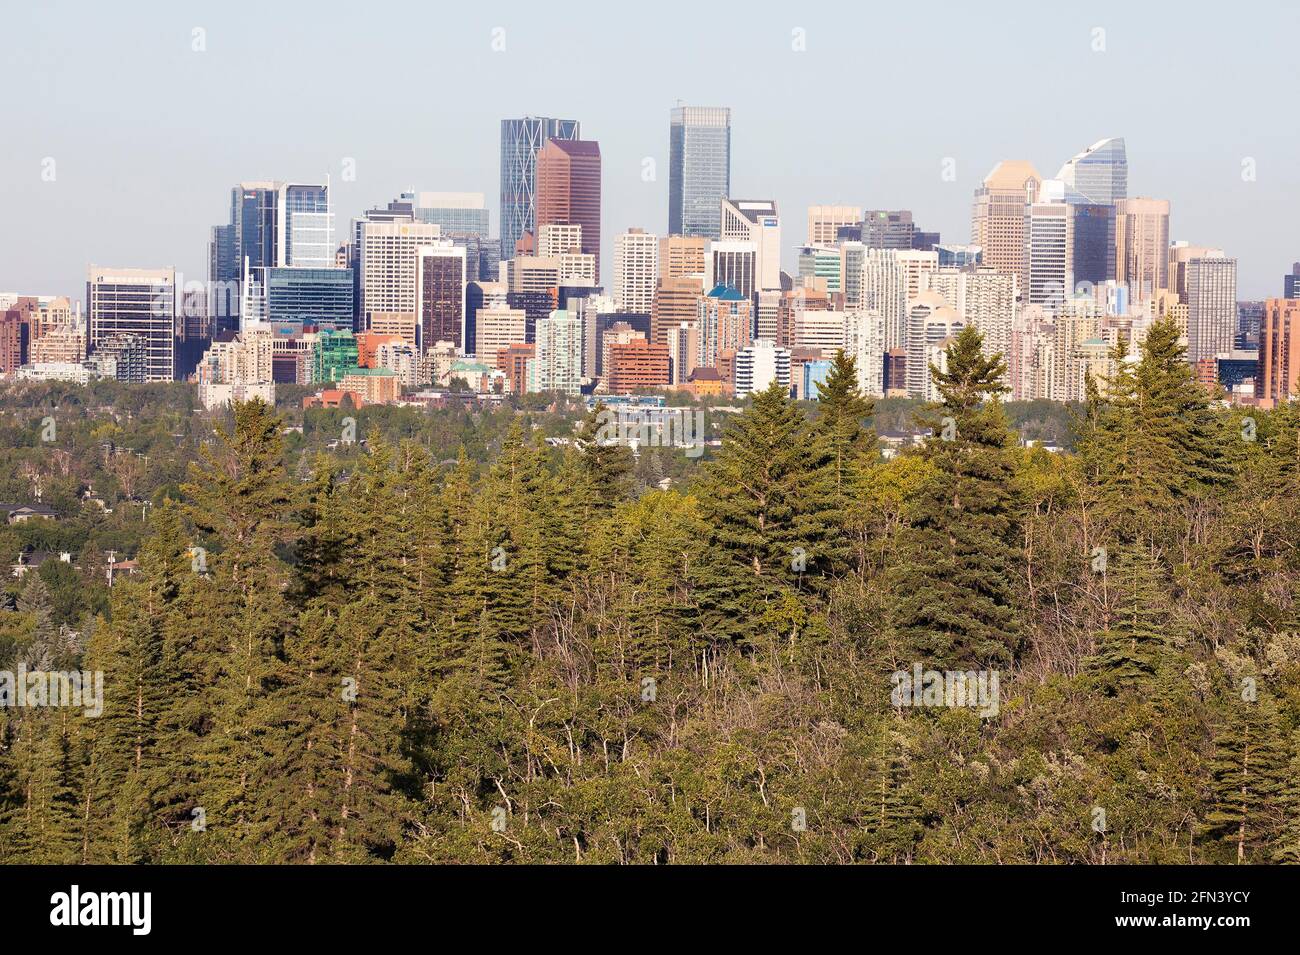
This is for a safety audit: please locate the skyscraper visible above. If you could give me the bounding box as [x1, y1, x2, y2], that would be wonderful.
[87, 266, 176, 382]
[530, 309, 583, 394]
[1027, 194, 1069, 310]
[720, 198, 781, 292]
[1115, 198, 1170, 304]
[668, 106, 731, 239]
[1055, 138, 1128, 205]
[1184, 254, 1238, 365]
[807, 206, 862, 246]
[417, 242, 467, 350]
[972, 161, 1041, 296]
[1257, 299, 1300, 408]
[614, 228, 660, 313]
[209, 180, 334, 332]
[500, 117, 580, 256]
[536, 139, 602, 282]
[1284, 263, 1300, 299]
[358, 221, 440, 335]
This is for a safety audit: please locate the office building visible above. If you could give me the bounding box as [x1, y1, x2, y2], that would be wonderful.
[265, 267, 354, 332]
[358, 221, 440, 332]
[660, 235, 707, 279]
[972, 161, 1041, 295]
[652, 275, 704, 347]
[668, 106, 731, 239]
[1184, 254, 1238, 365]
[720, 198, 782, 292]
[808, 206, 862, 246]
[417, 242, 467, 350]
[606, 338, 670, 394]
[1055, 137, 1128, 205]
[1115, 198, 1170, 305]
[536, 139, 602, 281]
[500, 116, 580, 257]
[86, 266, 175, 382]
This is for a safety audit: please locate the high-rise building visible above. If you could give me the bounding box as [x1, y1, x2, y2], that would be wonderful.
[697, 284, 753, 369]
[844, 310, 887, 397]
[659, 235, 707, 279]
[1115, 198, 1170, 305]
[668, 106, 731, 239]
[530, 309, 583, 394]
[1027, 198, 1070, 310]
[606, 338, 670, 394]
[475, 305, 527, 364]
[857, 249, 938, 350]
[1055, 138, 1128, 205]
[706, 241, 757, 298]
[1256, 298, 1300, 408]
[862, 210, 936, 251]
[500, 117, 580, 257]
[417, 243, 467, 350]
[358, 221, 440, 334]
[536, 139, 602, 282]
[807, 206, 862, 246]
[1285, 263, 1300, 299]
[86, 266, 176, 382]
[972, 161, 1041, 296]
[922, 267, 1018, 376]
[651, 275, 703, 347]
[905, 291, 964, 399]
[720, 199, 781, 292]
[265, 267, 355, 332]
[402, 192, 489, 238]
[1184, 254, 1238, 365]
[1069, 201, 1117, 291]
[208, 181, 334, 332]
[734, 339, 791, 399]
[614, 229, 659, 313]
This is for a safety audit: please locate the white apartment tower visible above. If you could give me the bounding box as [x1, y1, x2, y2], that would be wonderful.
[614, 228, 660, 313]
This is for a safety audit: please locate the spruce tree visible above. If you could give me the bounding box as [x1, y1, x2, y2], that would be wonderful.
[1202, 691, 1287, 862]
[888, 326, 1023, 669]
[575, 401, 634, 509]
[1087, 544, 1177, 693]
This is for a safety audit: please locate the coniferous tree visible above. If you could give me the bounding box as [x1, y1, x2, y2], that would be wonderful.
[575, 401, 634, 509]
[1087, 544, 1177, 693]
[1202, 691, 1287, 862]
[888, 327, 1023, 669]
[179, 398, 299, 857]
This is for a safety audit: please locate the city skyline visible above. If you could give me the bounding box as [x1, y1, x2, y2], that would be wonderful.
[2, 1, 1297, 303]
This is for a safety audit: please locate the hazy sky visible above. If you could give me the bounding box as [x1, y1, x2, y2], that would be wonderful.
[2, 0, 1296, 303]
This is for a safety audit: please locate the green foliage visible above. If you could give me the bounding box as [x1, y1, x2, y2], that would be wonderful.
[1, 347, 1298, 865]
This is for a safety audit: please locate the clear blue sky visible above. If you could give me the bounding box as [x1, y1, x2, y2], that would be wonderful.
[2, 0, 1296, 302]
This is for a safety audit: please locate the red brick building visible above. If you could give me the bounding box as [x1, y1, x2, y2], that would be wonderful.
[606, 339, 670, 395]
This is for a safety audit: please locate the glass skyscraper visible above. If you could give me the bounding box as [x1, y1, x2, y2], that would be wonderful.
[668, 106, 731, 239]
[500, 117, 580, 257]
[1055, 137, 1127, 206]
[265, 267, 355, 332]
